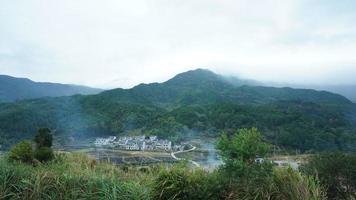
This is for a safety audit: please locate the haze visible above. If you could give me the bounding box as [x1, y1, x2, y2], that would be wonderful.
[1, 0, 356, 88]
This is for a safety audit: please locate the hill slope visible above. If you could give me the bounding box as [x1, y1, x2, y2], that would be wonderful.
[0, 69, 355, 152]
[103, 69, 351, 107]
[265, 82, 356, 103]
[0, 75, 103, 102]
[306, 85, 356, 103]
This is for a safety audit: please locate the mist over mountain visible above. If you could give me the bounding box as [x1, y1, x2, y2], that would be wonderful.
[261, 81, 356, 103]
[96, 68, 356, 103]
[298, 85, 356, 103]
[0, 75, 103, 102]
[0, 69, 355, 152]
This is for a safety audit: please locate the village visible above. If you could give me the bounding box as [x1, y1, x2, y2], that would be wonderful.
[94, 135, 186, 152]
[93, 136, 301, 170]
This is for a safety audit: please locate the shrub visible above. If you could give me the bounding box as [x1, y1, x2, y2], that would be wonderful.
[7, 141, 33, 163]
[301, 152, 356, 199]
[152, 164, 222, 200]
[273, 168, 326, 200]
[34, 147, 54, 162]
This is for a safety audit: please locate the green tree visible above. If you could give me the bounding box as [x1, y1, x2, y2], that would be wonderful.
[216, 128, 273, 199]
[217, 128, 271, 177]
[33, 128, 55, 163]
[145, 117, 184, 142]
[216, 127, 274, 198]
[8, 141, 33, 163]
[34, 128, 53, 148]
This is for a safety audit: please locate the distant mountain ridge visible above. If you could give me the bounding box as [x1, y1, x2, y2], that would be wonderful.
[261, 82, 356, 103]
[0, 75, 103, 102]
[101, 69, 351, 106]
[0, 69, 355, 152]
[298, 85, 356, 103]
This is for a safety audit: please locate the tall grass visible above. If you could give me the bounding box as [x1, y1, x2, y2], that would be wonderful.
[271, 168, 327, 200]
[151, 164, 327, 200]
[0, 153, 152, 200]
[0, 153, 327, 200]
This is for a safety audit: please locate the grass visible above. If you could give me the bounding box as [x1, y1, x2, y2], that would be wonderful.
[0, 152, 327, 200]
[0, 153, 154, 200]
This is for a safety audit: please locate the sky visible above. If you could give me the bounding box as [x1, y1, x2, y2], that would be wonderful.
[1, 0, 356, 89]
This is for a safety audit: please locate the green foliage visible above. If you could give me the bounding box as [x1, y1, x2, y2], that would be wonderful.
[272, 168, 326, 200]
[301, 152, 356, 199]
[145, 116, 184, 143]
[217, 128, 272, 179]
[0, 151, 328, 200]
[153, 165, 204, 200]
[0, 154, 151, 200]
[34, 147, 54, 162]
[218, 128, 270, 163]
[152, 163, 227, 200]
[215, 128, 278, 199]
[34, 128, 53, 148]
[7, 141, 33, 163]
[152, 162, 327, 200]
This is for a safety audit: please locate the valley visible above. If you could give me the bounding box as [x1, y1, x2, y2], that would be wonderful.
[2, 1, 356, 198]
[1, 69, 354, 199]
[1, 69, 355, 153]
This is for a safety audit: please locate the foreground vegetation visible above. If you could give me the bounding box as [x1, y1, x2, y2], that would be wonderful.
[0, 152, 328, 200]
[301, 152, 356, 199]
[0, 128, 330, 199]
[1, 128, 355, 199]
[0, 153, 151, 200]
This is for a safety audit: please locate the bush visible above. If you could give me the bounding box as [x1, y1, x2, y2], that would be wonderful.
[272, 168, 326, 200]
[7, 141, 33, 163]
[301, 152, 356, 199]
[217, 128, 272, 180]
[152, 164, 222, 200]
[34, 147, 54, 162]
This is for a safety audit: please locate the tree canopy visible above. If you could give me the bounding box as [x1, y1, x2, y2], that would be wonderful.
[34, 128, 53, 148]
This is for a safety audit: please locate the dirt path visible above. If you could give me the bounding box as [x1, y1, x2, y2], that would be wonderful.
[171, 146, 200, 167]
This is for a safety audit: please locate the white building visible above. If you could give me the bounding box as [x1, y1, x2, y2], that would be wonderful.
[94, 135, 174, 151]
[156, 140, 172, 151]
[94, 136, 116, 147]
[142, 141, 155, 151]
[125, 141, 140, 150]
[149, 136, 157, 141]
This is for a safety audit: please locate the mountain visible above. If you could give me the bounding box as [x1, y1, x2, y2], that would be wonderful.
[263, 82, 356, 103]
[0, 75, 103, 102]
[103, 69, 351, 107]
[303, 85, 356, 103]
[0, 69, 355, 152]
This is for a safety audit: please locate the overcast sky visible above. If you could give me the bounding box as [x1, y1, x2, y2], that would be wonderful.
[1, 0, 356, 88]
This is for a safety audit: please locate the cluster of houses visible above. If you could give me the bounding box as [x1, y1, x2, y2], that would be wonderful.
[94, 135, 183, 152]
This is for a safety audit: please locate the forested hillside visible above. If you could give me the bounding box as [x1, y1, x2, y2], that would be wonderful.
[0, 75, 103, 102]
[0, 69, 355, 152]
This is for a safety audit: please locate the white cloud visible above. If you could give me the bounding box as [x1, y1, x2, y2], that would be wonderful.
[0, 0, 356, 88]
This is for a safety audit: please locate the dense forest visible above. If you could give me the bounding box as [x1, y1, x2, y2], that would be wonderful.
[0, 69, 355, 152]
